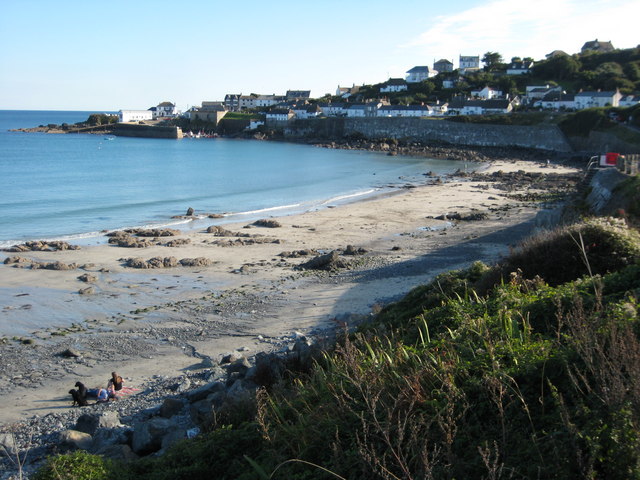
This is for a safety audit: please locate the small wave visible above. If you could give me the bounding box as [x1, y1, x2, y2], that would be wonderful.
[321, 189, 378, 205]
[233, 203, 302, 216]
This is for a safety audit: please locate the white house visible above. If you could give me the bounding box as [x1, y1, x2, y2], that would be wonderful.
[380, 78, 408, 93]
[429, 102, 448, 116]
[506, 60, 534, 75]
[118, 110, 153, 123]
[574, 90, 622, 109]
[619, 95, 640, 107]
[378, 105, 432, 117]
[266, 109, 294, 122]
[470, 86, 503, 100]
[405, 66, 432, 83]
[460, 99, 513, 115]
[345, 104, 368, 117]
[535, 93, 576, 110]
[319, 102, 347, 117]
[155, 101, 178, 119]
[255, 95, 285, 107]
[526, 85, 562, 103]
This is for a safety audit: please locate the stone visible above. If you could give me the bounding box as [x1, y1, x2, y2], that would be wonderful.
[186, 207, 195, 216]
[77, 273, 97, 283]
[59, 430, 93, 450]
[75, 411, 121, 435]
[0, 433, 17, 457]
[60, 348, 82, 358]
[160, 398, 185, 418]
[78, 287, 95, 295]
[131, 417, 175, 455]
[93, 444, 138, 463]
[185, 381, 226, 403]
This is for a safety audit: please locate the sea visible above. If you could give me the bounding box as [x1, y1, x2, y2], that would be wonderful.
[0, 110, 474, 248]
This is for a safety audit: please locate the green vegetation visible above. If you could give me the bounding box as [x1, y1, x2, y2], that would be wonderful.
[35, 201, 640, 478]
[34, 451, 114, 480]
[85, 113, 118, 126]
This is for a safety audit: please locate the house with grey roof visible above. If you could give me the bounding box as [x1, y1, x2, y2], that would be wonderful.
[460, 99, 513, 115]
[434, 59, 453, 73]
[581, 39, 615, 53]
[506, 60, 534, 75]
[286, 90, 311, 101]
[620, 95, 640, 107]
[534, 92, 576, 110]
[459, 55, 480, 73]
[155, 101, 178, 119]
[319, 102, 347, 117]
[380, 78, 408, 93]
[574, 90, 622, 109]
[378, 104, 432, 117]
[406, 66, 433, 83]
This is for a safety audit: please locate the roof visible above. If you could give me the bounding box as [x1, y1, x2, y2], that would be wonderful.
[581, 39, 614, 52]
[434, 59, 453, 65]
[286, 90, 311, 98]
[379, 105, 431, 111]
[267, 109, 293, 115]
[406, 66, 430, 74]
[575, 91, 618, 98]
[157, 101, 175, 107]
[384, 78, 408, 85]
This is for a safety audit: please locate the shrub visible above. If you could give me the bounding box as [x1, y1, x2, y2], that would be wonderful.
[476, 217, 640, 291]
[33, 451, 113, 480]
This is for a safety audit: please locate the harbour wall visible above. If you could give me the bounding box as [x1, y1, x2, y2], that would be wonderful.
[113, 123, 183, 139]
[280, 117, 573, 152]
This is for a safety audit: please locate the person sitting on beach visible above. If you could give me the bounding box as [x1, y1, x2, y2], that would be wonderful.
[107, 372, 123, 391]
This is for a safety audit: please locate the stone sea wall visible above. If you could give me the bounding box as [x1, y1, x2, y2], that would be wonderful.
[282, 117, 573, 152]
[114, 123, 183, 139]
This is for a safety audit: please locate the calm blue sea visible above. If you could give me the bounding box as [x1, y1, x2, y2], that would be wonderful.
[0, 110, 471, 246]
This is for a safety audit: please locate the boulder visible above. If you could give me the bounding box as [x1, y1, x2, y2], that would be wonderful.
[186, 207, 195, 216]
[77, 273, 97, 283]
[161, 428, 187, 451]
[75, 411, 121, 435]
[185, 381, 226, 403]
[297, 251, 348, 271]
[160, 398, 185, 418]
[78, 287, 95, 295]
[0, 433, 17, 457]
[131, 417, 175, 455]
[226, 357, 252, 377]
[252, 219, 282, 228]
[59, 430, 93, 450]
[93, 443, 138, 463]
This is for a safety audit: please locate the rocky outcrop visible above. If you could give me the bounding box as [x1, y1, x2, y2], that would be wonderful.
[122, 257, 213, 269]
[3, 241, 80, 252]
[252, 219, 282, 228]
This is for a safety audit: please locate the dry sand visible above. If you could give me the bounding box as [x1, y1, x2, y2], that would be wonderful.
[0, 159, 581, 426]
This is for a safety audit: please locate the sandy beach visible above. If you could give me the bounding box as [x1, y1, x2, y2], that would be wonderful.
[0, 157, 581, 427]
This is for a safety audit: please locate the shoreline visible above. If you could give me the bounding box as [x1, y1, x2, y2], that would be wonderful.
[0, 157, 581, 435]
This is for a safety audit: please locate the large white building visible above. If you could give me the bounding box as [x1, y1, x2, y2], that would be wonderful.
[118, 110, 153, 123]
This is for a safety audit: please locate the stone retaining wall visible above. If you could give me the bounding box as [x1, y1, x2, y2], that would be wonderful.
[283, 118, 573, 152]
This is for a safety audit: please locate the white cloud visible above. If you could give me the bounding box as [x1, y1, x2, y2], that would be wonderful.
[404, 0, 639, 63]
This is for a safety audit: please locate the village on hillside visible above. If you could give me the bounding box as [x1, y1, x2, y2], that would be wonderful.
[118, 39, 640, 132]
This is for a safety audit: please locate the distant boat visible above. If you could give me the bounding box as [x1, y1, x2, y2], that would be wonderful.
[104, 135, 115, 141]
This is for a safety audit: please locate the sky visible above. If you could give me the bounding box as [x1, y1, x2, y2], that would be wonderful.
[0, 0, 638, 111]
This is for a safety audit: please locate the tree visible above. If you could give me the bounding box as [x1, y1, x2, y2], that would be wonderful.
[482, 51, 503, 71]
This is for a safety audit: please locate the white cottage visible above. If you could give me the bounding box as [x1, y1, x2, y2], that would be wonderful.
[574, 90, 622, 109]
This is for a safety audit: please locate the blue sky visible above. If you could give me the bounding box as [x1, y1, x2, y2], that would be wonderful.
[0, 0, 637, 111]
